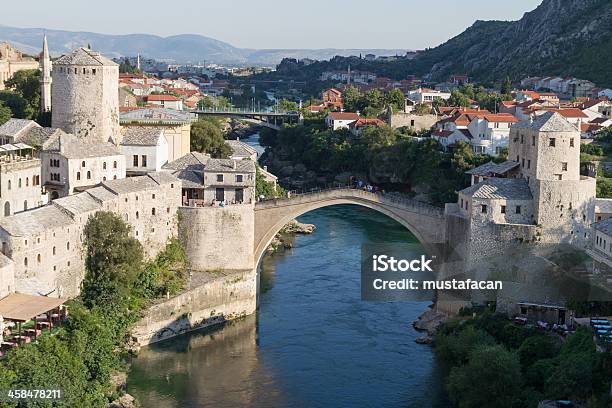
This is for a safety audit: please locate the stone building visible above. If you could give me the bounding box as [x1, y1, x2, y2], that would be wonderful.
[0, 172, 181, 298]
[41, 133, 126, 199]
[227, 139, 257, 161]
[51, 47, 120, 143]
[0, 143, 46, 217]
[162, 152, 256, 206]
[119, 127, 168, 175]
[119, 108, 194, 162]
[446, 112, 597, 261]
[0, 42, 39, 91]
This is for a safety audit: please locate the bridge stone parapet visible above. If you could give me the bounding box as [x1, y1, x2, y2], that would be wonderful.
[254, 188, 446, 265]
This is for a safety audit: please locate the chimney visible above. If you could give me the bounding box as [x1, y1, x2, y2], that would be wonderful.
[233, 161, 236, 169]
[263, 165, 268, 171]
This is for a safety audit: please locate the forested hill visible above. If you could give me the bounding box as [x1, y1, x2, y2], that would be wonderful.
[263, 0, 612, 87]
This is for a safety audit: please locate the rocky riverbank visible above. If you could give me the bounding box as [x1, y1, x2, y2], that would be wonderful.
[413, 306, 448, 344]
[266, 220, 316, 254]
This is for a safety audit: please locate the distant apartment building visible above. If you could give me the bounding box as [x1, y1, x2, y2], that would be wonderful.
[325, 112, 360, 130]
[407, 88, 451, 104]
[147, 94, 183, 110]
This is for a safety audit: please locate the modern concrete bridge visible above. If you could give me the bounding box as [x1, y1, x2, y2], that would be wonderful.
[192, 108, 302, 130]
[253, 188, 446, 264]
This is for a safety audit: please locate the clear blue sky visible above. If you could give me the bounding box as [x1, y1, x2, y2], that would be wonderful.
[5, 0, 542, 49]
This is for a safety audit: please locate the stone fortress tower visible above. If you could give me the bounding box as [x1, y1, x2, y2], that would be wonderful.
[51, 47, 119, 143]
[510, 112, 596, 246]
[40, 35, 52, 112]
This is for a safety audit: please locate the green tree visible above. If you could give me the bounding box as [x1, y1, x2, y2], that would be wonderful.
[0, 101, 11, 125]
[448, 89, 470, 107]
[501, 76, 512, 96]
[342, 86, 362, 112]
[384, 88, 405, 112]
[278, 98, 298, 112]
[190, 119, 232, 158]
[518, 335, 560, 369]
[0, 91, 33, 119]
[448, 345, 523, 408]
[256, 165, 283, 199]
[4, 69, 41, 110]
[82, 212, 144, 308]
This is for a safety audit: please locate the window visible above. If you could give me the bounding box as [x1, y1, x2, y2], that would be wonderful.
[516, 155, 519, 163]
[570, 138, 575, 147]
[81, 160, 86, 167]
[516, 206, 521, 214]
[141, 155, 147, 167]
[87, 171, 91, 180]
[92, 69, 96, 75]
[532, 136, 535, 146]
[152, 194, 156, 199]
[24, 257, 28, 267]
[151, 208, 156, 215]
[23, 200, 27, 211]
[7, 180, 10, 190]
[53, 246, 56, 255]
[167, 207, 170, 213]
[18, 178, 21, 188]
[217, 174, 224, 182]
[136, 211, 139, 219]
[522, 158, 525, 168]
[113, 161, 117, 169]
[216, 188, 225, 202]
[133, 155, 138, 167]
[76, 172, 81, 181]
[562, 162, 568, 171]
[557, 174, 563, 180]
[549, 138, 556, 147]
[236, 175, 243, 182]
[103, 162, 107, 170]
[66, 242, 70, 250]
[520, 135, 524, 144]
[481, 205, 487, 214]
[501, 205, 506, 214]
[37, 254, 41, 263]
[527, 160, 531, 169]
[3, 202, 10, 216]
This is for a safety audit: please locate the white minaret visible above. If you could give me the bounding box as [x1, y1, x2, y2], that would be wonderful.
[40, 34, 52, 112]
[136, 53, 141, 71]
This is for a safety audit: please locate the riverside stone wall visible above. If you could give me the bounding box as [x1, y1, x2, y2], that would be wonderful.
[130, 269, 257, 346]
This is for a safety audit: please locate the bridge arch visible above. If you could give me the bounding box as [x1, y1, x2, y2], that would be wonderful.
[253, 189, 446, 266]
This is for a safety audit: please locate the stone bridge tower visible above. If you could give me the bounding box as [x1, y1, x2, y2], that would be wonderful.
[51, 47, 119, 143]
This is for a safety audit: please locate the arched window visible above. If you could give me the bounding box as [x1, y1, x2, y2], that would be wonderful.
[103, 162, 107, 170]
[66, 242, 70, 250]
[151, 208, 156, 215]
[81, 161, 85, 167]
[24, 257, 28, 267]
[37, 254, 41, 263]
[7, 180, 10, 190]
[4, 202, 10, 216]
[136, 211, 139, 219]
[76, 172, 81, 181]
[103, 176, 106, 181]
[113, 161, 117, 169]
[113, 175, 117, 180]
[18, 178, 22, 188]
[53, 246, 56, 255]
[23, 200, 27, 211]
[87, 171, 91, 180]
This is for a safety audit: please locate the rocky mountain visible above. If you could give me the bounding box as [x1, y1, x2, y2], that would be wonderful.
[419, 0, 612, 86]
[257, 0, 612, 88]
[0, 25, 406, 66]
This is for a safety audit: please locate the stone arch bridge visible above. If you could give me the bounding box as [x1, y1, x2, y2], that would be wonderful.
[254, 188, 447, 265]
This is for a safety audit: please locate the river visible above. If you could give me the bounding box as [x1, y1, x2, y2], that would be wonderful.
[127, 204, 450, 408]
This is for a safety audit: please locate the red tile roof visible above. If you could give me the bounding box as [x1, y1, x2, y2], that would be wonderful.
[328, 112, 360, 120]
[542, 108, 588, 118]
[148, 94, 181, 101]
